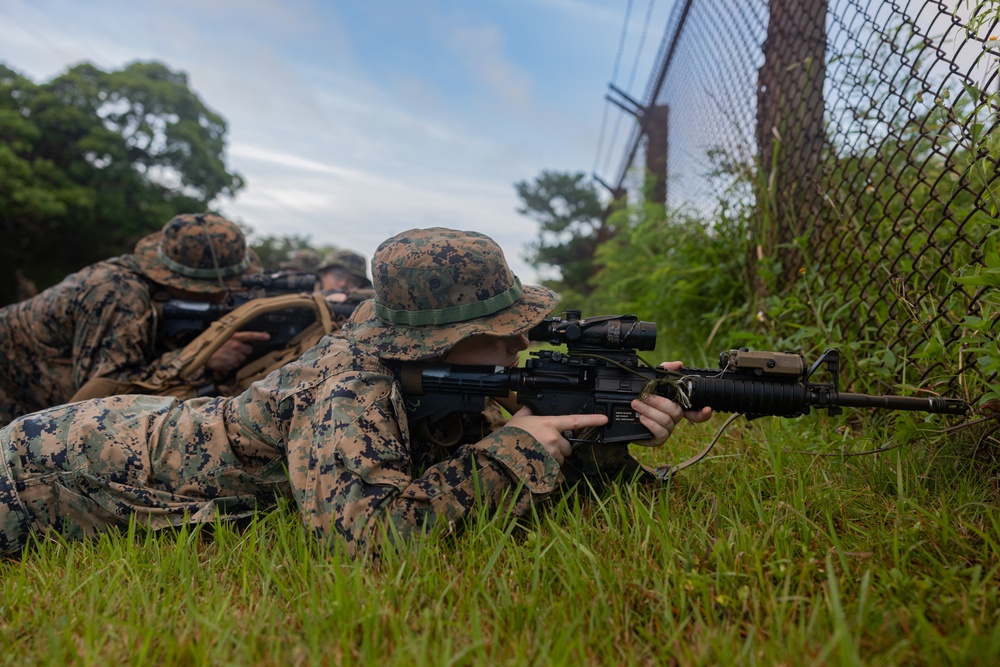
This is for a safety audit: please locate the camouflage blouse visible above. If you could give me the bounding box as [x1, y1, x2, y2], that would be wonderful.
[0, 335, 560, 557]
[0, 255, 181, 426]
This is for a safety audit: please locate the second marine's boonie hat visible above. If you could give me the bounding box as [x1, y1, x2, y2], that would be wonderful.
[343, 227, 559, 361]
[134, 213, 262, 293]
[318, 249, 373, 287]
[280, 248, 322, 273]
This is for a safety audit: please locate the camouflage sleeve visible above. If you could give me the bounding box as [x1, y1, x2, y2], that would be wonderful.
[283, 370, 561, 559]
[377, 425, 561, 550]
[71, 279, 158, 388]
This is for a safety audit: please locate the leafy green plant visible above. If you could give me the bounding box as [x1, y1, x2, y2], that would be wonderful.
[955, 245, 1000, 404]
[584, 178, 752, 366]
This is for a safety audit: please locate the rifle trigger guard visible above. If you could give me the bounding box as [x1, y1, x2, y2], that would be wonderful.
[415, 414, 465, 447]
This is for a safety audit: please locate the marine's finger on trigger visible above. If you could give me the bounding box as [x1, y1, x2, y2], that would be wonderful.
[552, 412, 608, 433]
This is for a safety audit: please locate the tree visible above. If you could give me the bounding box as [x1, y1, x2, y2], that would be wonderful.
[245, 231, 339, 273]
[515, 170, 614, 300]
[0, 60, 244, 304]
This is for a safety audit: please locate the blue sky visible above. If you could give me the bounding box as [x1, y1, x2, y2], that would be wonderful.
[0, 0, 676, 281]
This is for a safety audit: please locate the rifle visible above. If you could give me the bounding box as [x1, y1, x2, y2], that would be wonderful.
[400, 311, 969, 446]
[157, 272, 353, 358]
[238, 271, 318, 293]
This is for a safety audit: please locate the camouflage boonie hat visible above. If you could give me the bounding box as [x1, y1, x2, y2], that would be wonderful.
[318, 250, 372, 287]
[280, 248, 322, 273]
[342, 227, 559, 361]
[134, 213, 262, 293]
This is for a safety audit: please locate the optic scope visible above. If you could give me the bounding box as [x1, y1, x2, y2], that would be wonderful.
[527, 310, 657, 351]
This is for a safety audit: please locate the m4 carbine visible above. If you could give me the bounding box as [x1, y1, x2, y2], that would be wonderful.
[158, 272, 350, 357]
[401, 311, 968, 444]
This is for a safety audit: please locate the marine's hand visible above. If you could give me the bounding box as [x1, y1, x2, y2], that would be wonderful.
[660, 361, 712, 424]
[205, 331, 271, 372]
[630, 362, 714, 447]
[660, 361, 714, 422]
[324, 291, 348, 303]
[507, 406, 609, 465]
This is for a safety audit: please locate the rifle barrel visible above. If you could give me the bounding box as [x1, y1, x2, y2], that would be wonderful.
[836, 392, 968, 415]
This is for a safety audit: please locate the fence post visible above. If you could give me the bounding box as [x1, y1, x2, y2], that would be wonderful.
[753, 0, 829, 298]
[644, 105, 670, 206]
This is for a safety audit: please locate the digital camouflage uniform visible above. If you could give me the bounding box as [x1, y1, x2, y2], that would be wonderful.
[0, 214, 260, 427]
[0, 228, 562, 557]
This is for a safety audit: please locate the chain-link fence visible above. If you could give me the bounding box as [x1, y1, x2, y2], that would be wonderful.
[609, 0, 1000, 394]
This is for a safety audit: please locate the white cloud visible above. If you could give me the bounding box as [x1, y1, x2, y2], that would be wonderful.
[449, 24, 534, 111]
[230, 145, 353, 177]
[520, 0, 621, 23]
[218, 137, 542, 281]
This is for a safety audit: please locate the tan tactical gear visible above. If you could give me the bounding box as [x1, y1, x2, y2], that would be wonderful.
[343, 228, 558, 361]
[70, 292, 344, 402]
[721, 349, 806, 377]
[134, 213, 262, 293]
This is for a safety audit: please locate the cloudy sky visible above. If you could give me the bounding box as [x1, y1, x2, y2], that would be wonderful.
[0, 0, 676, 281]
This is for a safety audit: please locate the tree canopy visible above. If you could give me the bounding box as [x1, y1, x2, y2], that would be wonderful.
[0, 60, 244, 304]
[245, 230, 340, 274]
[515, 170, 615, 302]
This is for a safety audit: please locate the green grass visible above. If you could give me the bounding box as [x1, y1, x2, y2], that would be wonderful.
[2, 416, 997, 666]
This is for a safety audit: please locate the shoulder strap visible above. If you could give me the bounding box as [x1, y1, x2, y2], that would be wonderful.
[72, 293, 344, 401]
[160, 292, 335, 384]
